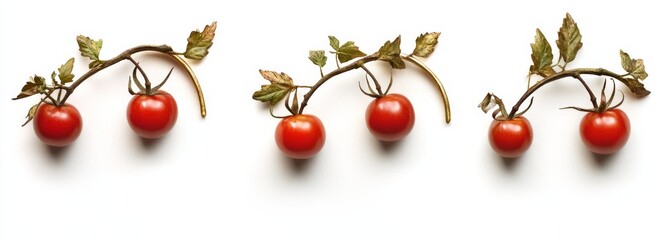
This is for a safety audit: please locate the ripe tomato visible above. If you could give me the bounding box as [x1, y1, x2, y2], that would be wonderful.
[365, 93, 415, 141]
[33, 103, 83, 147]
[579, 109, 630, 154]
[275, 114, 326, 159]
[127, 90, 178, 139]
[488, 116, 533, 158]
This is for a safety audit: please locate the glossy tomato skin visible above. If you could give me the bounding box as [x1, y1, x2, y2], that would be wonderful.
[127, 90, 178, 139]
[579, 109, 630, 154]
[33, 103, 83, 147]
[488, 117, 533, 158]
[275, 114, 326, 159]
[365, 93, 415, 141]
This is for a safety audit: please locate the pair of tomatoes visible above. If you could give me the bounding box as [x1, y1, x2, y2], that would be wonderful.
[33, 91, 178, 147]
[275, 93, 415, 159]
[488, 109, 631, 158]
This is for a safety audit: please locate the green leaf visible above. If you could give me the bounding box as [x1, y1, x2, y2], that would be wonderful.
[412, 32, 440, 57]
[620, 50, 648, 80]
[57, 58, 75, 84]
[184, 21, 217, 60]
[252, 84, 292, 105]
[329, 36, 340, 50]
[76, 35, 103, 63]
[253, 70, 295, 105]
[529, 29, 555, 77]
[327, 36, 367, 63]
[556, 13, 583, 63]
[22, 103, 40, 126]
[309, 50, 327, 67]
[378, 35, 405, 69]
[13, 75, 46, 100]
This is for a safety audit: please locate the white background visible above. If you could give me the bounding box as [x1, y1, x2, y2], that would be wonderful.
[2, 1, 655, 239]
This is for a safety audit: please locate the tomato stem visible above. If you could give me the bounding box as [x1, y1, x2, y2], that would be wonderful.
[573, 74, 598, 110]
[297, 54, 452, 124]
[127, 56, 152, 93]
[507, 68, 650, 118]
[360, 65, 383, 96]
[57, 45, 207, 118]
[298, 54, 379, 114]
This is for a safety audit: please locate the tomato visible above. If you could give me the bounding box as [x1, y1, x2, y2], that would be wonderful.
[365, 93, 415, 141]
[33, 103, 83, 147]
[579, 109, 630, 154]
[127, 90, 178, 139]
[488, 116, 533, 158]
[275, 114, 326, 159]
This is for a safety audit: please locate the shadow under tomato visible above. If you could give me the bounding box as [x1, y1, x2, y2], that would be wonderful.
[283, 156, 315, 175]
[590, 152, 617, 169]
[373, 138, 408, 154]
[45, 145, 71, 164]
[138, 136, 164, 150]
[499, 156, 522, 172]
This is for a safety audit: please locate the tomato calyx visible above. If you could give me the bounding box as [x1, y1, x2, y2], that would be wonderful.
[560, 78, 625, 113]
[127, 60, 174, 96]
[358, 65, 393, 99]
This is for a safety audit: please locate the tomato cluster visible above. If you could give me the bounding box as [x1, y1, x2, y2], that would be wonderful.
[15, 22, 214, 148]
[274, 93, 417, 159]
[31, 91, 179, 147]
[488, 109, 631, 157]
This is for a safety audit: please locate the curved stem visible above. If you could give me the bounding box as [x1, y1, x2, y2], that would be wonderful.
[169, 54, 207, 118]
[360, 65, 383, 95]
[126, 56, 152, 92]
[402, 54, 451, 123]
[298, 55, 379, 114]
[60, 45, 174, 104]
[572, 74, 598, 109]
[297, 54, 452, 124]
[58, 44, 207, 118]
[507, 68, 648, 118]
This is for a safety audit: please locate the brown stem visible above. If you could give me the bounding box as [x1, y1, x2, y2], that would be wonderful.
[298, 54, 379, 114]
[58, 45, 207, 117]
[572, 74, 598, 109]
[60, 45, 173, 104]
[126, 56, 152, 92]
[507, 68, 648, 118]
[297, 54, 452, 124]
[360, 65, 383, 95]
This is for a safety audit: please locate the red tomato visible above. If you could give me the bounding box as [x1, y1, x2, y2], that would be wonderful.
[33, 103, 83, 147]
[579, 109, 630, 154]
[365, 93, 415, 141]
[275, 114, 326, 159]
[488, 116, 533, 158]
[127, 90, 178, 139]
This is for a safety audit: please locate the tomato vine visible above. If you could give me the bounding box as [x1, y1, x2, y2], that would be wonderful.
[253, 33, 451, 158]
[479, 13, 648, 157]
[13, 22, 216, 145]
